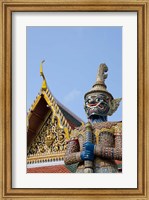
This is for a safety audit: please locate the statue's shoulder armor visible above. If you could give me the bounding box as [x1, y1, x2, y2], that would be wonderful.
[69, 121, 122, 140]
[70, 125, 86, 139]
[93, 121, 122, 135]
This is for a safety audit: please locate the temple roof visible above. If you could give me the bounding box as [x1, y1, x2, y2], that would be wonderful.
[56, 98, 83, 128]
[27, 163, 78, 173]
[27, 165, 71, 173]
[27, 87, 83, 147]
[27, 162, 122, 173]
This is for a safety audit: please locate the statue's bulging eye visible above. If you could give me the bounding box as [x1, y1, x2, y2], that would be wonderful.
[95, 98, 99, 102]
[88, 99, 92, 103]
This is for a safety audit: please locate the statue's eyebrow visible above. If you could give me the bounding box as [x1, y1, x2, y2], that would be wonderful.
[97, 94, 106, 98]
[86, 96, 97, 102]
[85, 96, 92, 102]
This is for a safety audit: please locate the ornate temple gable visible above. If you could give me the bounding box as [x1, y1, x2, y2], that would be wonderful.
[27, 112, 67, 163]
[27, 89, 72, 133]
[27, 87, 83, 164]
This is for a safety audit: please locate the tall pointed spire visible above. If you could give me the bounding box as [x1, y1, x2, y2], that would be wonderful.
[40, 60, 47, 90]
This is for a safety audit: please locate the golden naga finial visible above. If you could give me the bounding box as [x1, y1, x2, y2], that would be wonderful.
[40, 60, 47, 90]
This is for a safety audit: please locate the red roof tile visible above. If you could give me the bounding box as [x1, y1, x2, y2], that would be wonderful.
[27, 165, 71, 173]
[115, 160, 122, 165]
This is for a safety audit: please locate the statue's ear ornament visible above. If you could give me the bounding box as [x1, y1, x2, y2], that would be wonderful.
[107, 98, 122, 116]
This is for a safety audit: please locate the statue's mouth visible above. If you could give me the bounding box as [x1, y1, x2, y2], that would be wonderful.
[87, 101, 105, 110]
[86, 101, 109, 117]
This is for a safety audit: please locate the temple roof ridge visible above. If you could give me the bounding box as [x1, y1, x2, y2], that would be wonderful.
[43, 87, 84, 127]
[55, 97, 84, 124]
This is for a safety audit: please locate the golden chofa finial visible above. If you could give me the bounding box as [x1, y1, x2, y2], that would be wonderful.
[40, 60, 47, 90]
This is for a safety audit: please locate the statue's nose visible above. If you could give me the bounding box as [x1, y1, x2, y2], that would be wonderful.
[89, 100, 97, 106]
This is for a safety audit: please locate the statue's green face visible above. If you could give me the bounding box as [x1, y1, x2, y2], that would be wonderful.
[84, 93, 111, 118]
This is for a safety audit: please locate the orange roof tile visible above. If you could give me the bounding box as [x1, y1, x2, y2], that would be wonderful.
[115, 160, 122, 165]
[27, 165, 71, 173]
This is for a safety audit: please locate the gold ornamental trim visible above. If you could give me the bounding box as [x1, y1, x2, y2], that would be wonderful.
[27, 152, 65, 164]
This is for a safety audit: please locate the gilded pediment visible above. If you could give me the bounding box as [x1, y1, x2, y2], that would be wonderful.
[27, 88, 82, 164]
[27, 113, 67, 156]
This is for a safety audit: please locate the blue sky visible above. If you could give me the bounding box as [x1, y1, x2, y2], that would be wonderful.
[27, 26, 122, 122]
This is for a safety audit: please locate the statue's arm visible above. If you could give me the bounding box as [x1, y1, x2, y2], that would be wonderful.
[64, 139, 82, 165]
[94, 134, 122, 160]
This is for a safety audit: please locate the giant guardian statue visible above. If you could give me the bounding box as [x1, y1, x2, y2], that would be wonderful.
[64, 64, 122, 173]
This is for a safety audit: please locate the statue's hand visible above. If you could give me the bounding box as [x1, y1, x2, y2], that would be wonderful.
[81, 142, 95, 161]
[83, 142, 94, 152]
[80, 150, 94, 161]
